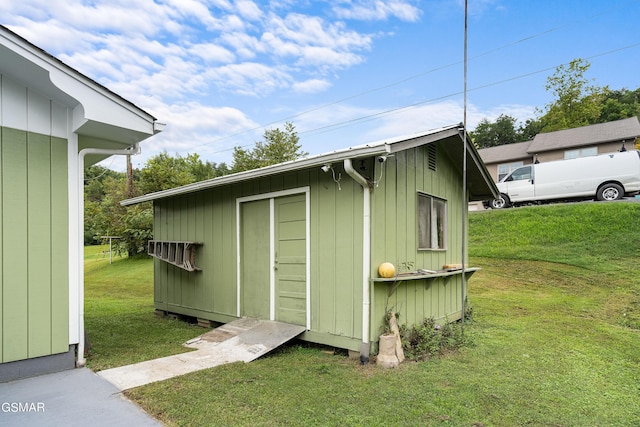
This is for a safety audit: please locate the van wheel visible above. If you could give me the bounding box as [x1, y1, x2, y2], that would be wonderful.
[490, 194, 510, 209]
[597, 183, 624, 201]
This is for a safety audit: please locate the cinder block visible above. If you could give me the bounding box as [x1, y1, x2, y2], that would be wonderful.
[197, 318, 213, 328]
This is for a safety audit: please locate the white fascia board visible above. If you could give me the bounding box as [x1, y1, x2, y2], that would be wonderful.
[1, 27, 157, 138]
[49, 68, 156, 136]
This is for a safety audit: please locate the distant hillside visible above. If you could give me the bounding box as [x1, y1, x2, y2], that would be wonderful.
[469, 202, 640, 271]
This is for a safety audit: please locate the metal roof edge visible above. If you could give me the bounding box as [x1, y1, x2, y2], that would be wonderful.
[121, 144, 390, 206]
[121, 125, 465, 206]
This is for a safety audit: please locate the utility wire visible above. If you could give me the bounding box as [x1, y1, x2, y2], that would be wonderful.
[201, 2, 640, 154]
[296, 41, 640, 138]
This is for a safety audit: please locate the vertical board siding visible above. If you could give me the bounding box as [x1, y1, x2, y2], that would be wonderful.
[154, 166, 364, 341]
[50, 137, 69, 354]
[2, 128, 28, 362]
[153, 140, 468, 346]
[370, 140, 466, 339]
[1, 73, 71, 363]
[27, 133, 52, 358]
[0, 128, 69, 363]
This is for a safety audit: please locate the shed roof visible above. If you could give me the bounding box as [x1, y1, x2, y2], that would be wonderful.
[528, 117, 640, 153]
[122, 124, 498, 206]
[477, 140, 532, 164]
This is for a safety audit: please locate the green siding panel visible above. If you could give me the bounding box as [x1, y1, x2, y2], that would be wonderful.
[2, 128, 29, 362]
[50, 136, 69, 354]
[1, 129, 69, 364]
[27, 133, 52, 358]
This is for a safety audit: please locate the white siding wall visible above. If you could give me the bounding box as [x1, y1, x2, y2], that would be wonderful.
[1, 74, 68, 137]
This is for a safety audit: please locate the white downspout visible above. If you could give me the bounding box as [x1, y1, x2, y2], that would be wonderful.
[343, 158, 371, 364]
[75, 144, 141, 367]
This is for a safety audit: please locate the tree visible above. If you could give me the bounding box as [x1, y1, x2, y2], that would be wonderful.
[539, 58, 608, 132]
[85, 152, 230, 255]
[232, 122, 308, 172]
[138, 152, 229, 194]
[517, 118, 544, 142]
[599, 88, 640, 123]
[469, 114, 520, 148]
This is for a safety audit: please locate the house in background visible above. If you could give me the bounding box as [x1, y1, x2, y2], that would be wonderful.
[479, 117, 640, 183]
[123, 125, 498, 361]
[0, 26, 162, 382]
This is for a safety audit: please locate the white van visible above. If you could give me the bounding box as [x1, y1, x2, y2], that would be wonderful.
[486, 150, 640, 209]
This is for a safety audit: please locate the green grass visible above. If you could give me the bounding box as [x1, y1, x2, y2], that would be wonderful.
[86, 204, 640, 425]
[84, 246, 202, 371]
[469, 202, 640, 271]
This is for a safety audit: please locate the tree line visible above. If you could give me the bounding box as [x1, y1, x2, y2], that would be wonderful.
[469, 59, 640, 148]
[85, 122, 306, 255]
[88, 59, 640, 255]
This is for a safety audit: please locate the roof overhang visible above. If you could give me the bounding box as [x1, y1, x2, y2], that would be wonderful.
[0, 26, 162, 166]
[122, 124, 499, 206]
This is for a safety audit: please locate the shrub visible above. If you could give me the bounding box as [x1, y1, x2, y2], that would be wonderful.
[399, 316, 472, 361]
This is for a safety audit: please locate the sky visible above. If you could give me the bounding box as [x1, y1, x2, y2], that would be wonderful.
[3, 0, 640, 171]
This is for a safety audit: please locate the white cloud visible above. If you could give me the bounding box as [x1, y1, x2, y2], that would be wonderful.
[119, 100, 260, 168]
[220, 31, 261, 59]
[292, 79, 332, 94]
[297, 45, 364, 68]
[269, 13, 372, 50]
[189, 43, 236, 64]
[333, 0, 421, 22]
[5, 0, 450, 169]
[358, 100, 537, 142]
[204, 62, 291, 96]
[235, 0, 263, 21]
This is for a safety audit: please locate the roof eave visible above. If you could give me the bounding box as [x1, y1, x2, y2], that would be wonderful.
[121, 144, 391, 206]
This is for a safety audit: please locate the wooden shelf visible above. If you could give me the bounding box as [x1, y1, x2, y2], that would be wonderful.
[371, 267, 480, 282]
[148, 240, 202, 272]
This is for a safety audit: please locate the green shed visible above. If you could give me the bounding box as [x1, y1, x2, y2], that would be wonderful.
[123, 125, 497, 361]
[0, 26, 161, 381]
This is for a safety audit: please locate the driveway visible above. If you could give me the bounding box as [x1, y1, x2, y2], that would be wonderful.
[0, 368, 161, 426]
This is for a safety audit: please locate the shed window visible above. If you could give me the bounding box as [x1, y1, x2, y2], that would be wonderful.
[418, 193, 446, 250]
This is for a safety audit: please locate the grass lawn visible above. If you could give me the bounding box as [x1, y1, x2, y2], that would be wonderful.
[86, 203, 640, 426]
[84, 245, 202, 371]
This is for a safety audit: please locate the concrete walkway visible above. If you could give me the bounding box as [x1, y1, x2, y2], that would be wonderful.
[0, 368, 161, 427]
[0, 318, 304, 426]
[98, 318, 305, 391]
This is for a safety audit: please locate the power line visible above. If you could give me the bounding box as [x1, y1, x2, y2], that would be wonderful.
[201, 2, 640, 154]
[296, 41, 640, 138]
